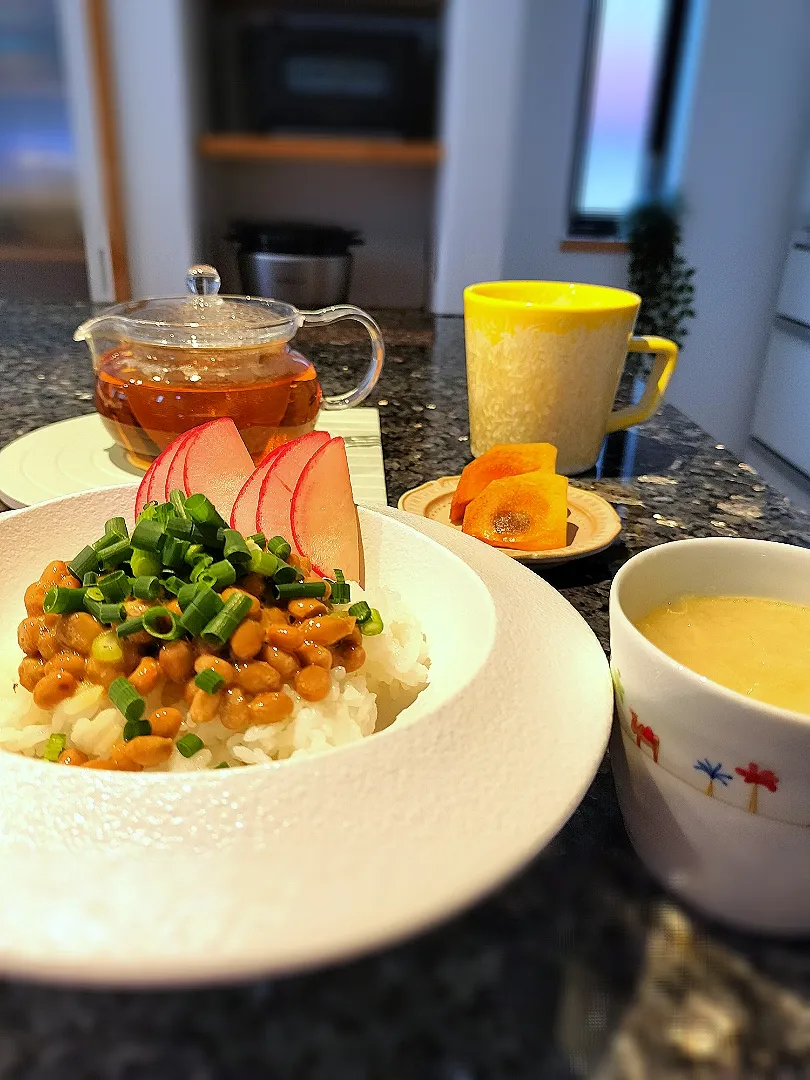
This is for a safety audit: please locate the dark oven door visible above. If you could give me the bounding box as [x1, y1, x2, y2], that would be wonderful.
[242, 26, 436, 138]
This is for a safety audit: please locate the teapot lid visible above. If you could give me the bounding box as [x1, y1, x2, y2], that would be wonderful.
[75, 265, 301, 349]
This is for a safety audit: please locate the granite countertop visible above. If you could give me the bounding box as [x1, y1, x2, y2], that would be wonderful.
[0, 300, 809, 1079]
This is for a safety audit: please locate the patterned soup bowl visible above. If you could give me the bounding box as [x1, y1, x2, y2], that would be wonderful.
[609, 537, 810, 933]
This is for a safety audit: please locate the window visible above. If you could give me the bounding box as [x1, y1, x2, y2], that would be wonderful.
[569, 0, 692, 237]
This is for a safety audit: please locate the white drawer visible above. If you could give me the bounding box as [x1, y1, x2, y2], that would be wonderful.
[776, 246, 810, 325]
[751, 321, 810, 476]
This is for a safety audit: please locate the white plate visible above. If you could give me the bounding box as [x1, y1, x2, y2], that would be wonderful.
[0, 486, 611, 987]
[0, 410, 388, 508]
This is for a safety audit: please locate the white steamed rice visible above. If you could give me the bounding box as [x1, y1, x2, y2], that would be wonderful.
[0, 584, 429, 771]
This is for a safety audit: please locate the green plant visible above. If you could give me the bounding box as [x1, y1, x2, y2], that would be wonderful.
[625, 201, 696, 346]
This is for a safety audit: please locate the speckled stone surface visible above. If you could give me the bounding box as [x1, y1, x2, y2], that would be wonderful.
[0, 300, 809, 1079]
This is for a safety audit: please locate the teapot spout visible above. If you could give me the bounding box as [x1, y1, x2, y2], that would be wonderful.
[74, 312, 118, 343]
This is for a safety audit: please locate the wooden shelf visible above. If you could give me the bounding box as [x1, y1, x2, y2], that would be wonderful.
[560, 238, 629, 254]
[199, 133, 442, 166]
[0, 244, 85, 264]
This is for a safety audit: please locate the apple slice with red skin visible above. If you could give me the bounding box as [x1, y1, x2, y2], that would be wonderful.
[291, 436, 363, 584]
[164, 429, 196, 499]
[229, 443, 287, 535]
[253, 431, 330, 544]
[181, 418, 254, 518]
[134, 433, 187, 516]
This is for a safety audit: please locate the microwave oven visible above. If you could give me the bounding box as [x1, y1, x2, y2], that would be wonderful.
[212, 10, 441, 139]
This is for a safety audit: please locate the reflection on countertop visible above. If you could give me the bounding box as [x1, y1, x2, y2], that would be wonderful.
[0, 300, 809, 1080]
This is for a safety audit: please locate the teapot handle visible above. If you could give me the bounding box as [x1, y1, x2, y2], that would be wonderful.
[298, 306, 384, 410]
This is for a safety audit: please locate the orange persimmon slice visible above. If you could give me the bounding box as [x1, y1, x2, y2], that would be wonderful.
[449, 443, 557, 524]
[462, 471, 569, 551]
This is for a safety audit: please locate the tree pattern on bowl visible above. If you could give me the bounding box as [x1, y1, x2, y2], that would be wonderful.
[693, 759, 733, 797]
[735, 762, 780, 815]
[611, 666, 784, 819]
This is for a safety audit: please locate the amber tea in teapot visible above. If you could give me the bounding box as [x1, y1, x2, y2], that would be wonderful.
[76, 265, 384, 467]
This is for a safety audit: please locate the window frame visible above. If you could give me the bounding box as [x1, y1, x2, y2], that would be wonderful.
[567, 0, 691, 239]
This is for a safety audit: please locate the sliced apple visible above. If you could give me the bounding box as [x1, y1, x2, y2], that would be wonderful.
[291, 436, 363, 583]
[135, 467, 153, 518]
[164, 430, 196, 498]
[182, 418, 254, 518]
[253, 431, 330, 543]
[229, 444, 286, 535]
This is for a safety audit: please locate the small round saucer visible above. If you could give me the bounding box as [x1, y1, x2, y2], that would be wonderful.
[398, 476, 622, 566]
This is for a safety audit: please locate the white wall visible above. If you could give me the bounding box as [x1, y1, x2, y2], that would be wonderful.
[432, 0, 627, 315]
[57, 0, 114, 301]
[502, 0, 627, 289]
[431, 0, 528, 313]
[106, 0, 199, 297]
[659, 0, 810, 454]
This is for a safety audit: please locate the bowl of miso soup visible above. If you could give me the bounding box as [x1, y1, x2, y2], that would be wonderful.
[609, 537, 810, 933]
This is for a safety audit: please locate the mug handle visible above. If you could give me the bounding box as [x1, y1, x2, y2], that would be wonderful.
[298, 305, 385, 410]
[605, 335, 679, 434]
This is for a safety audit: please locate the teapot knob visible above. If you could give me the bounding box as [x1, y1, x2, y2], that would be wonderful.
[186, 265, 221, 295]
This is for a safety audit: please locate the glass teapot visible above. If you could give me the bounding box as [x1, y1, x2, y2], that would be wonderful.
[75, 265, 384, 467]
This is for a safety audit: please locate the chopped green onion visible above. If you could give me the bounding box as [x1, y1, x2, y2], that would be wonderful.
[248, 546, 279, 577]
[176, 733, 204, 758]
[348, 600, 372, 623]
[197, 559, 237, 591]
[194, 668, 225, 694]
[185, 493, 226, 528]
[248, 532, 266, 549]
[163, 575, 186, 596]
[359, 608, 384, 636]
[275, 581, 328, 601]
[130, 547, 161, 578]
[84, 598, 125, 624]
[116, 616, 145, 638]
[132, 575, 162, 600]
[109, 676, 146, 723]
[177, 581, 203, 610]
[222, 529, 251, 566]
[137, 501, 158, 521]
[184, 543, 205, 566]
[91, 629, 123, 664]
[141, 606, 182, 640]
[178, 586, 224, 637]
[273, 562, 302, 585]
[195, 522, 225, 548]
[215, 761, 230, 769]
[165, 517, 195, 541]
[43, 732, 67, 762]
[123, 717, 151, 741]
[130, 519, 165, 552]
[154, 502, 175, 526]
[161, 535, 190, 569]
[82, 572, 98, 586]
[84, 586, 104, 602]
[92, 532, 119, 553]
[43, 585, 88, 614]
[104, 517, 129, 540]
[168, 489, 188, 517]
[326, 578, 351, 605]
[201, 592, 253, 646]
[267, 536, 292, 560]
[98, 538, 132, 569]
[190, 555, 215, 582]
[96, 570, 130, 602]
[68, 545, 98, 579]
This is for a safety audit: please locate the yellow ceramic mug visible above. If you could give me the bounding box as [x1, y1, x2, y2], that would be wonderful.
[463, 281, 678, 474]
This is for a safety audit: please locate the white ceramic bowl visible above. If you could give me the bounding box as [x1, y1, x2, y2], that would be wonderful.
[610, 537, 810, 933]
[0, 485, 612, 985]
